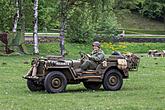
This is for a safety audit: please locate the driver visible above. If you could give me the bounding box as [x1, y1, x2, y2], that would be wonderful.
[80, 41, 105, 71]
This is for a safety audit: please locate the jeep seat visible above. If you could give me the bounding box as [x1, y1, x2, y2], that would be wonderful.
[82, 60, 107, 73]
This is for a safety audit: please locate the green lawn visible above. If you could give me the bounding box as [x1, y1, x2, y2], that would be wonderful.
[116, 9, 165, 34]
[24, 42, 165, 57]
[0, 50, 165, 109]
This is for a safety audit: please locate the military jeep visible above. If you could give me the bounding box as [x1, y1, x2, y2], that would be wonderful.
[23, 53, 129, 93]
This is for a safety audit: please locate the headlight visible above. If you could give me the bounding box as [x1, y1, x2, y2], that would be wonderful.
[117, 59, 127, 69]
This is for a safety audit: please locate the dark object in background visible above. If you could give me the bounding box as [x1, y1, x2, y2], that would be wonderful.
[0, 32, 14, 54]
[148, 50, 165, 57]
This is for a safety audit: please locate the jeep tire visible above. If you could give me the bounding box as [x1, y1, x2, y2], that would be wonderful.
[103, 69, 123, 91]
[44, 71, 67, 93]
[27, 79, 44, 91]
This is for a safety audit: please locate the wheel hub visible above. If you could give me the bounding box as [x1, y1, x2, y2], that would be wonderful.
[109, 76, 118, 86]
[51, 78, 61, 88]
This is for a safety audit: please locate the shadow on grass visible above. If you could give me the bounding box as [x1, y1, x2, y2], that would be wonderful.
[24, 84, 147, 94]
[24, 88, 107, 94]
[65, 88, 105, 94]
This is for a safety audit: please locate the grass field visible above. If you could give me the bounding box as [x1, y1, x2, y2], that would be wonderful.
[116, 9, 165, 35]
[0, 42, 165, 110]
[24, 42, 165, 57]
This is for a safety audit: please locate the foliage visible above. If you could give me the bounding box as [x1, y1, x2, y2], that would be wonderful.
[102, 42, 127, 53]
[23, 0, 59, 32]
[38, 0, 59, 32]
[95, 11, 118, 42]
[0, 0, 119, 43]
[114, 0, 165, 23]
[66, 3, 95, 43]
[1, 0, 165, 45]
[142, 0, 165, 21]
[23, 0, 33, 32]
[114, 0, 141, 11]
[0, 0, 15, 32]
[66, 0, 118, 43]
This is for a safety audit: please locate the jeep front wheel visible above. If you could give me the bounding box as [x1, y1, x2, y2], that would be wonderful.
[83, 82, 101, 90]
[44, 71, 67, 93]
[27, 79, 44, 91]
[103, 69, 123, 91]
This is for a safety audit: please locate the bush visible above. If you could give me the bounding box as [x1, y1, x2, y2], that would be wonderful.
[142, 0, 165, 21]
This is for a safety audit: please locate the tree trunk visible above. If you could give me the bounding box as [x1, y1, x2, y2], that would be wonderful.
[33, 0, 39, 54]
[20, 0, 25, 33]
[19, 0, 26, 54]
[12, 0, 19, 33]
[60, 0, 66, 57]
[60, 22, 65, 57]
[164, 15, 165, 31]
[10, 0, 26, 54]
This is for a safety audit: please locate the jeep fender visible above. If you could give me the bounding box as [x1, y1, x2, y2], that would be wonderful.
[47, 67, 78, 81]
[103, 66, 128, 79]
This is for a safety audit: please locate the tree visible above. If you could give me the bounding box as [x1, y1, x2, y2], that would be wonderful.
[33, 0, 39, 54]
[142, 0, 165, 21]
[1, 0, 119, 54]
[163, 5, 165, 29]
[12, 0, 26, 53]
[66, 0, 118, 43]
[12, 0, 19, 33]
[0, 0, 15, 32]
[59, 0, 67, 56]
[38, 0, 59, 31]
[0, 0, 26, 54]
[114, 0, 140, 10]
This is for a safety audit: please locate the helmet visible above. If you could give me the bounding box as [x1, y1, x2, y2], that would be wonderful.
[92, 41, 101, 48]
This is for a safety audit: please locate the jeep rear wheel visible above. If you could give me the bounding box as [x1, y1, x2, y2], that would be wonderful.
[83, 82, 101, 90]
[27, 79, 44, 91]
[44, 71, 67, 93]
[103, 69, 123, 91]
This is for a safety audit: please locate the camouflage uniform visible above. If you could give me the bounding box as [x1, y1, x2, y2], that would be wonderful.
[81, 49, 105, 70]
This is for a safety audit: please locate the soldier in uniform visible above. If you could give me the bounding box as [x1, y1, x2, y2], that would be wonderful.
[80, 41, 105, 71]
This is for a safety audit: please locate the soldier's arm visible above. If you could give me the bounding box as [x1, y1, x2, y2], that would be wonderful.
[90, 53, 105, 62]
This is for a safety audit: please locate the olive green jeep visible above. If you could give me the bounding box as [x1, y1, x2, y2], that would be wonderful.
[23, 53, 138, 93]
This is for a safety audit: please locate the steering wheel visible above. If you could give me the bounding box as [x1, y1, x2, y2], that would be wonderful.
[79, 51, 89, 62]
